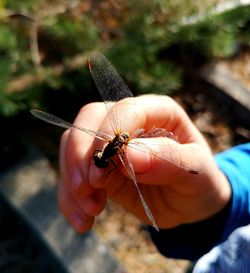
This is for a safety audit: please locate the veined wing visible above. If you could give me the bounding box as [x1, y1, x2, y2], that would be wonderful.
[117, 147, 159, 231]
[30, 109, 113, 142]
[128, 139, 200, 175]
[88, 51, 134, 133]
[131, 127, 179, 141]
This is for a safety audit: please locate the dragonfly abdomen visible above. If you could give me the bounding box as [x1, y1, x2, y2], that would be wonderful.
[93, 144, 118, 168]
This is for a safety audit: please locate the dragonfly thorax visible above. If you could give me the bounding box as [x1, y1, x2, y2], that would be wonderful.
[93, 131, 130, 168]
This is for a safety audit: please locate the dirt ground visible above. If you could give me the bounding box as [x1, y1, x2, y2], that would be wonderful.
[218, 50, 250, 92]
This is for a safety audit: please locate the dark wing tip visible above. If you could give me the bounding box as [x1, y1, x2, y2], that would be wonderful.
[30, 109, 40, 116]
[88, 51, 103, 71]
[88, 58, 92, 71]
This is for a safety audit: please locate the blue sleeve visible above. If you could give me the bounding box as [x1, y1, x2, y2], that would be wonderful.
[215, 143, 250, 240]
[149, 143, 250, 261]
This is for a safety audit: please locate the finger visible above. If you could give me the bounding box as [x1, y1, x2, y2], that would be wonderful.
[76, 189, 107, 216]
[57, 181, 94, 232]
[60, 129, 94, 197]
[63, 102, 107, 197]
[135, 95, 207, 145]
[94, 94, 207, 150]
[59, 104, 107, 218]
[126, 137, 204, 185]
[60, 130, 106, 227]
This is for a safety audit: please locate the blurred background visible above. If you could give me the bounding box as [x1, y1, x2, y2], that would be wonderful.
[0, 1, 250, 273]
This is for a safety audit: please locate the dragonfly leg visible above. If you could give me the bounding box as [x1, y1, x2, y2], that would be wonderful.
[108, 158, 117, 173]
[92, 151, 118, 183]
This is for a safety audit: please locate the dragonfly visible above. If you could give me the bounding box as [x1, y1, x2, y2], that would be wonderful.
[31, 51, 199, 231]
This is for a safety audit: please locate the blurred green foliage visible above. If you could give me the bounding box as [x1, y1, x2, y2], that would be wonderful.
[0, 0, 250, 117]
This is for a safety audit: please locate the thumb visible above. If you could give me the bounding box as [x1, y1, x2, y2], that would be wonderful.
[125, 137, 201, 185]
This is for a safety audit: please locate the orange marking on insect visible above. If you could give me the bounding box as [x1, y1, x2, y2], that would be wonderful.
[88, 58, 92, 70]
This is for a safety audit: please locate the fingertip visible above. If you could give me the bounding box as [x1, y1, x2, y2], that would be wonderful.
[57, 183, 95, 233]
[70, 212, 86, 232]
[60, 178, 96, 233]
[70, 212, 95, 233]
[82, 190, 107, 216]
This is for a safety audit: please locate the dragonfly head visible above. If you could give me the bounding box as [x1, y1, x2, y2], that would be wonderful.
[120, 131, 130, 142]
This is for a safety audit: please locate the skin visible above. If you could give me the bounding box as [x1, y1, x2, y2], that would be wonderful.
[58, 95, 231, 233]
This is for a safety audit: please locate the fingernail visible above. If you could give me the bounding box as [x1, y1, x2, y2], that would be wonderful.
[71, 167, 83, 191]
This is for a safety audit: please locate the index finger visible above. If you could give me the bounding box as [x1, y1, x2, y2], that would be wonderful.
[134, 95, 206, 145]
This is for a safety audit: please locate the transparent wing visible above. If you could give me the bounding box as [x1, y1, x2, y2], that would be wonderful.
[128, 139, 199, 175]
[88, 51, 134, 133]
[30, 109, 112, 141]
[117, 148, 159, 231]
[131, 127, 179, 141]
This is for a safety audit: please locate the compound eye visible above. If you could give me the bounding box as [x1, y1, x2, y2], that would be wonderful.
[124, 132, 130, 139]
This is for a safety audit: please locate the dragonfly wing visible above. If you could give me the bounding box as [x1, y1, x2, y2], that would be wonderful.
[118, 148, 159, 231]
[128, 140, 199, 174]
[88, 51, 134, 132]
[88, 51, 133, 102]
[30, 109, 112, 141]
[131, 127, 179, 141]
